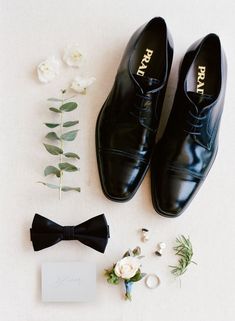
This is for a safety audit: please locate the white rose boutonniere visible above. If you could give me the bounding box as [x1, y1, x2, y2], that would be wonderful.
[114, 257, 141, 279]
[37, 56, 60, 83]
[105, 247, 145, 301]
[63, 44, 83, 67]
[71, 76, 96, 94]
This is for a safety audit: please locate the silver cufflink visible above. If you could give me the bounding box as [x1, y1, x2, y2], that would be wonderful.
[154, 242, 166, 256]
[140, 228, 149, 243]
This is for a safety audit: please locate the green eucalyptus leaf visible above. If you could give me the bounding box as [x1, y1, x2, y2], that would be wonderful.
[63, 120, 79, 127]
[61, 130, 78, 141]
[63, 152, 80, 160]
[48, 98, 63, 102]
[44, 166, 60, 177]
[60, 102, 78, 112]
[58, 162, 78, 172]
[61, 186, 81, 192]
[43, 143, 63, 155]
[44, 123, 60, 128]
[38, 181, 60, 189]
[49, 107, 62, 113]
[45, 132, 60, 140]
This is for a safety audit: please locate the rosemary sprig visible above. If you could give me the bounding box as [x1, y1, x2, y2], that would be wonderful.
[169, 235, 197, 277]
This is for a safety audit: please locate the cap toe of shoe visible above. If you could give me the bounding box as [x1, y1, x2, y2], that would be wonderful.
[152, 170, 199, 217]
[98, 150, 148, 202]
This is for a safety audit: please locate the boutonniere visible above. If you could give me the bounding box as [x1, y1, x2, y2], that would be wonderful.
[105, 247, 145, 301]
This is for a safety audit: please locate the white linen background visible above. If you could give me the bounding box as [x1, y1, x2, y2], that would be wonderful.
[0, 0, 234, 320]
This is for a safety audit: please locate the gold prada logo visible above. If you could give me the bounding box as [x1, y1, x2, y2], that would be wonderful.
[137, 48, 154, 76]
[196, 66, 206, 94]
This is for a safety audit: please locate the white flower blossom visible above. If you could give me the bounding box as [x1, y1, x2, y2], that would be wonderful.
[37, 56, 60, 83]
[114, 257, 140, 280]
[63, 44, 83, 67]
[71, 76, 96, 94]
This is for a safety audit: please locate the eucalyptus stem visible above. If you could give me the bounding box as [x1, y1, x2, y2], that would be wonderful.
[41, 90, 80, 197]
[59, 92, 65, 200]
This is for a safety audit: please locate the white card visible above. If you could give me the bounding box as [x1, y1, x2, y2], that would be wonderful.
[41, 262, 96, 302]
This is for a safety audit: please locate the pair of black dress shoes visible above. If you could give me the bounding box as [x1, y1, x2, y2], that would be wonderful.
[96, 17, 227, 217]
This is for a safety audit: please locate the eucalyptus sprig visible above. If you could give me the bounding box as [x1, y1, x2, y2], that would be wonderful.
[169, 235, 197, 278]
[39, 89, 80, 199]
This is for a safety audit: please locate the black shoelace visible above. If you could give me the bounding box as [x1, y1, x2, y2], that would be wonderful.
[129, 93, 155, 132]
[184, 109, 207, 136]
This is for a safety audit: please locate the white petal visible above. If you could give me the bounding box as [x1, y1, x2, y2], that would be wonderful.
[37, 56, 60, 83]
[114, 257, 141, 279]
[70, 76, 96, 93]
[63, 44, 83, 67]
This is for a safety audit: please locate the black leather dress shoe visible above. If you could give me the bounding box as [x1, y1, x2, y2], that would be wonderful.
[151, 33, 227, 217]
[96, 17, 173, 202]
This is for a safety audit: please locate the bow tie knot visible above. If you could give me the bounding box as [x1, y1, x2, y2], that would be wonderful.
[63, 226, 75, 240]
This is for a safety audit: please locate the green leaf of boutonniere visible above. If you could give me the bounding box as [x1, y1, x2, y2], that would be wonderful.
[132, 246, 141, 256]
[63, 152, 80, 159]
[49, 107, 62, 113]
[58, 162, 78, 172]
[61, 130, 78, 141]
[44, 166, 60, 177]
[105, 268, 120, 285]
[63, 120, 79, 127]
[44, 123, 60, 128]
[43, 143, 63, 155]
[45, 132, 60, 140]
[129, 270, 143, 282]
[122, 250, 131, 258]
[60, 102, 78, 112]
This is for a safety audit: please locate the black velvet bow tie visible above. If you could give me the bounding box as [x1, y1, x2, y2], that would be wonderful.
[30, 214, 110, 253]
